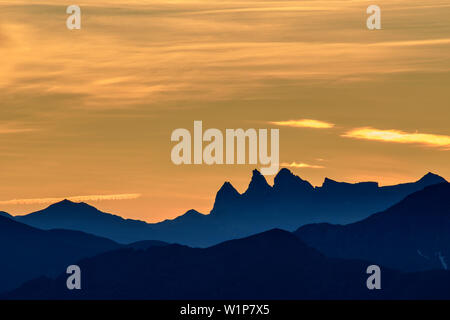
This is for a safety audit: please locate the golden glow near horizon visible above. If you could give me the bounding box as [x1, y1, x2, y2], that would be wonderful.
[343, 128, 450, 148]
[0, 193, 142, 206]
[271, 119, 335, 129]
[280, 162, 325, 169]
[0, 0, 449, 221]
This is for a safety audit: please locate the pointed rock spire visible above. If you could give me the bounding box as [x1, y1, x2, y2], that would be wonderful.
[210, 181, 241, 215]
[215, 182, 240, 202]
[243, 169, 272, 197]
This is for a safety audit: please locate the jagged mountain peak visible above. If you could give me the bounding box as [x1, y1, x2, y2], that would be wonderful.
[273, 168, 313, 192]
[210, 182, 241, 215]
[218, 181, 240, 196]
[9, 169, 450, 247]
[251, 169, 264, 179]
[275, 168, 294, 177]
[243, 169, 272, 197]
[214, 181, 241, 203]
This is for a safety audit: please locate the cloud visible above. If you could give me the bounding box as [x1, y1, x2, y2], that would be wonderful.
[342, 127, 450, 149]
[270, 119, 335, 129]
[0, 128, 36, 134]
[281, 162, 325, 169]
[182, 6, 341, 16]
[0, 123, 37, 134]
[369, 38, 450, 48]
[0, 193, 142, 205]
[3, 1, 449, 110]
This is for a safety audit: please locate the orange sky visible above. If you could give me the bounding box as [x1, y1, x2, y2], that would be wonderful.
[0, 0, 449, 222]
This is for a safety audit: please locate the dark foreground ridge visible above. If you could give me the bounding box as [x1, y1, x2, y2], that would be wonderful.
[0, 215, 168, 294]
[4, 228, 450, 300]
[296, 183, 450, 272]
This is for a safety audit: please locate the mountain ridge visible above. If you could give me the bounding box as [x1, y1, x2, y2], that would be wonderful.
[0, 214, 121, 293]
[7, 169, 449, 246]
[295, 182, 450, 272]
[5, 227, 450, 300]
[0, 211, 12, 219]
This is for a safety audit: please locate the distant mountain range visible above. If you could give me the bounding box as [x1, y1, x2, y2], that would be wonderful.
[0, 215, 168, 294]
[0, 215, 120, 293]
[2, 177, 450, 299]
[296, 183, 450, 272]
[5, 229, 450, 300]
[7, 169, 447, 247]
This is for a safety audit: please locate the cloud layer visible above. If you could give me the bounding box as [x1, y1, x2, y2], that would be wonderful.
[281, 162, 325, 169]
[271, 119, 335, 129]
[0, 193, 142, 206]
[342, 127, 450, 149]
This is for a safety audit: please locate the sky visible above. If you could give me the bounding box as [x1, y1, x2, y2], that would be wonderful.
[0, 0, 449, 222]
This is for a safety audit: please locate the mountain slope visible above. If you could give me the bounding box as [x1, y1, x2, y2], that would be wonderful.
[5, 229, 450, 300]
[0, 211, 12, 219]
[295, 183, 450, 272]
[10, 169, 448, 247]
[1, 230, 379, 299]
[125, 240, 169, 250]
[0, 215, 121, 293]
[14, 199, 154, 243]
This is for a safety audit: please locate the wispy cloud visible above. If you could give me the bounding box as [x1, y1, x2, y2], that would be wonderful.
[271, 119, 335, 129]
[3, 1, 449, 110]
[369, 38, 450, 48]
[182, 6, 341, 16]
[0, 123, 37, 134]
[0, 193, 142, 205]
[342, 127, 450, 149]
[281, 162, 325, 169]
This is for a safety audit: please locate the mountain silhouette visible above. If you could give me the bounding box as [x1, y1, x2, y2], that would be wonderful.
[210, 182, 241, 216]
[242, 169, 273, 198]
[125, 240, 169, 250]
[295, 183, 450, 272]
[14, 199, 154, 243]
[0, 215, 121, 293]
[9, 169, 448, 247]
[0, 215, 170, 294]
[5, 228, 450, 300]
[273, 168, 314, 194]
[0, 211, 12, 219]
